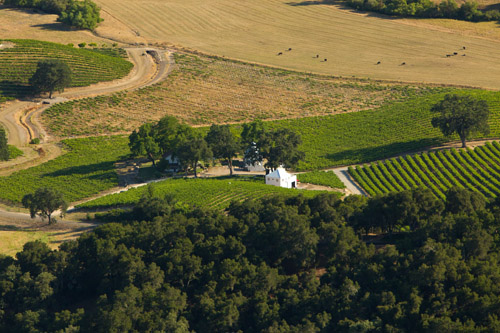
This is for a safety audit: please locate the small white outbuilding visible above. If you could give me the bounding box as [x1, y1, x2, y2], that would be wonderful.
[265, 167, 297, 189]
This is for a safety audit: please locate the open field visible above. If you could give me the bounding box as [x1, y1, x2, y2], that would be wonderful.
[41, 52, 444, 137]
[0, 6, 146, 45]
[77, 176, 333, 210]
[0, 39, 132, 102]
[96, 0, 500, 89]
[0, 136, 129, 204]
[349, 141, 500, 199]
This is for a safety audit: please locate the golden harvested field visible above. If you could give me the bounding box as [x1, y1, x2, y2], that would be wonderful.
[41, 53, 445, 137]
[0, 6, 145, 45]
[95, 0, 500, 89]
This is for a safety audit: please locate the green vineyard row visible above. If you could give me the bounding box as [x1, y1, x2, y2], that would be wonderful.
[349, 141, 500, 199]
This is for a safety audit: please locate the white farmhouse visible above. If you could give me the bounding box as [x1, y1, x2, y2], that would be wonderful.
[265, 167, 297, 189]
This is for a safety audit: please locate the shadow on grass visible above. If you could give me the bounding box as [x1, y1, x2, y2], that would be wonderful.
[0, 225, 23, 231]
[31, 22, 72, 32]
[324, 138, 444, 164]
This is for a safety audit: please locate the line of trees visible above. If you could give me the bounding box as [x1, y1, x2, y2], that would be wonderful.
[344, 0, 500, 22]
[2, 187, 500, 331]
[3, 0, 103, 30]
[128, 117, 305, 176]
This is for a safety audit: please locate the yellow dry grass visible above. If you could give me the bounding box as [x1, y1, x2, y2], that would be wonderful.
[0, 7, 108, 45]
[95, 0, 500, 89]
[0, 229, 81, 257]
[41, 52, 444, 137]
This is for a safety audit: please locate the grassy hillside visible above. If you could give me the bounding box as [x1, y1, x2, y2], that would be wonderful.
[41, 52, 442, 137]
[0, 39, 132, 102]
[0, 136, 129, 204]
[96, 0, 500, 88]
[349, 141, 500, 199]
[77, 176, 331, 210]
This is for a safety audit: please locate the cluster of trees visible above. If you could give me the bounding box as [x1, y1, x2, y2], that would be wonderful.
[345, 0, 500, 22]
[2, 187, 500, 331]
[129, 117, 304, 176]
[3, 0, 102, 30]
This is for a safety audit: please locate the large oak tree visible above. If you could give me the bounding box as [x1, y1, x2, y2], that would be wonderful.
[431, 94, 489, 148]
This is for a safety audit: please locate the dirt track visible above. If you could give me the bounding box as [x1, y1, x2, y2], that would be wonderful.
[0, 46, 174, 231]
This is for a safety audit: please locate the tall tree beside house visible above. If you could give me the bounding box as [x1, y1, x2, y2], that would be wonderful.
[154, 116, 193, 157]
[241, 120, 265, 167]
[129, 123, 161, 168]
[259, 128, 304, 171]
[431, 94, 489, 148]
[29, 59, 71, 98]
[129, 116, 193, 169]
[176, 137, 212, 178]
[206, 124, 239, 176]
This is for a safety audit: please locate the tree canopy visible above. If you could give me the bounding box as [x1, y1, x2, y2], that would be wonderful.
[5, 0, 103, 30]
[21, 187, 68, 224]
[29, 59, 71, 98]
[431, 94, 489, 148]
[206, 124, 239, 175]
[57, 0, 103, 30]
[259, 128, 305, 170]
[4, 188, 500, 331]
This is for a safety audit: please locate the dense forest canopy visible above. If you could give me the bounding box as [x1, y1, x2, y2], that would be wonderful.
[1, 187, 500, 331]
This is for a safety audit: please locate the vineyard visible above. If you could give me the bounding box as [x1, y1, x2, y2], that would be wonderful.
[297, 170, 346, 189]
[77, 177, 332, 210]
[41, 52, 442, 137]
[0, 39, 132, 102]
[349, 141, 500, 199]
[0, 136, 129, 204]
[263, 89, 500, 170]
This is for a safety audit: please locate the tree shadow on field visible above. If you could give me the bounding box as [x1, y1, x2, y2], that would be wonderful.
[31, 22, 72, 32]
[324, 138, 444, 164]
[0, 81, 32, 99]
[44, 161, 117, 178]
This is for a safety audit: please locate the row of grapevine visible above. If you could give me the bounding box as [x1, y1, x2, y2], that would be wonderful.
[77, 177, 333, 211]
[0, 39, 132, 100]
[349, 142, 500, 199]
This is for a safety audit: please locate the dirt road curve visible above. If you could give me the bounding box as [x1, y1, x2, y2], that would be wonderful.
[0, 47, 173, 146]
[0, 47, 173, 228]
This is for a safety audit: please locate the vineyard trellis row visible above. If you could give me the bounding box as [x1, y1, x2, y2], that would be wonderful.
[349, 142, 500, 199]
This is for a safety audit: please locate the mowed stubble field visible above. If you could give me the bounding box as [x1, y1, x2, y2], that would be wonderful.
[96, 0, 500, 89]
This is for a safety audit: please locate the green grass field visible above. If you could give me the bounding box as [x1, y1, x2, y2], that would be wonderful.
[297, 170, 346, 189]
[349, 141, 500, 199]
[96, 0, 500, 89]
[0, 136, 129, 204]
[41, 52, 442, 137]
[77, 176, 332, 210]
[0, 39, 132, 102]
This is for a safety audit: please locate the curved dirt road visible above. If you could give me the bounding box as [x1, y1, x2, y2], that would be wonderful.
[0, 47, 173, 146]
[0, 47, 174, 228]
